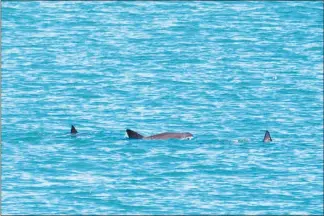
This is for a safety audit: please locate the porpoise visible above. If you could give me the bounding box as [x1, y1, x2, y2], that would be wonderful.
[126, 129, 193, 140]
[263, 130, 272, 142]
[71, 125, 78, 134]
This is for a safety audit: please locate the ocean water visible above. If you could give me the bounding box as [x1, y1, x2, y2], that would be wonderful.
[1, 1, 323, 215]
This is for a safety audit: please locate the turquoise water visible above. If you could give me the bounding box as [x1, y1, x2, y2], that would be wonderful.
[1, 1, 323, 214]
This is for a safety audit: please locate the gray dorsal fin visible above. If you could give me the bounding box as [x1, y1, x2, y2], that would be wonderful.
[263, 130, 272, 142]
[71, 125, 78, 134]
[126, 129, 144, 139]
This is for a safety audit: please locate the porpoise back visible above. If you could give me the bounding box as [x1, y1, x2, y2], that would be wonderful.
[71, 125, 78, 134]
[126, 129, 193, 140]
[263, 130, 272, 142]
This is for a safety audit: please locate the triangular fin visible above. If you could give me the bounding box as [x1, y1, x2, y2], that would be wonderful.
[263, 130, 272, 142]
[126, 129, 144, 139]
[71, 125, 78, 134]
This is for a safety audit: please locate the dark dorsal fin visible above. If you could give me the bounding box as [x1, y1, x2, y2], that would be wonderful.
[263, 130, 272, 142]
[126, 129, 144, 139]
[71, 125, 78, 134]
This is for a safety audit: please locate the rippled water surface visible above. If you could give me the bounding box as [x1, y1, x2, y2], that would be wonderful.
[1, 1, 323, 215]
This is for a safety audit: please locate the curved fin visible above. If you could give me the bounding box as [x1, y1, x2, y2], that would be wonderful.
[126, 129, 144, 139]
[71, 125, 78, 134]
[263, 130, 272, 142]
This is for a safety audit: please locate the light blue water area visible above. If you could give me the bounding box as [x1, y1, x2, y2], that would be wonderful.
[1, 1, 323, 215]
